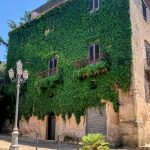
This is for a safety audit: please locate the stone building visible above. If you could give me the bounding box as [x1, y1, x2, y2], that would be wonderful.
[7, 0, 150, 148]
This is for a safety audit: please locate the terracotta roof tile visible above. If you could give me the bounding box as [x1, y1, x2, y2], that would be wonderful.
[32, 0, 66, 14]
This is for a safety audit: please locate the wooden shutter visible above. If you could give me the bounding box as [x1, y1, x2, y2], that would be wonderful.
[54, 58, 57, 68]
[49, 59, 53, 69]
[146, 45, 150, 66]
[89, 0, 93, 11]
[95, 44, 100, 61]
[86, 106, 107, 136]
[89, 45, 94, 62]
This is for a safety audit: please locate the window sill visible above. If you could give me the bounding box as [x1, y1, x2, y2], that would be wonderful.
[89, 8, 99, 14]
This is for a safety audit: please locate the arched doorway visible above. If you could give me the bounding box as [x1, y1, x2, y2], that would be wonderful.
[47, 112, 56, 140]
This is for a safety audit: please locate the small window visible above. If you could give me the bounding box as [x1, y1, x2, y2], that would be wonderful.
[142, 0, 147, 21]
[48, 57, 57, 76]
[89, 0, 99, 12]
[145, 72, 150, 103]
[88, 43, 100, 63]
[145, 43, 150, 66]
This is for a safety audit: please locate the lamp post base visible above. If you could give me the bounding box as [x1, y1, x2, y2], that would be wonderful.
[10, 128, 19, 150]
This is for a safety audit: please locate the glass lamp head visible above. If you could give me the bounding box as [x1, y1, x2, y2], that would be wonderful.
[8, 68, 14, 79]
[23, 69, 29, 80]
[16, 60, 23, 76]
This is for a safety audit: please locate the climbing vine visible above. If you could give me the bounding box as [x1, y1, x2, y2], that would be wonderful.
[7, 0, 132, 123]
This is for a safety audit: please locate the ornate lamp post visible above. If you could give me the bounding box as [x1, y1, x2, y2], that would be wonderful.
[8, 60, 29, 150]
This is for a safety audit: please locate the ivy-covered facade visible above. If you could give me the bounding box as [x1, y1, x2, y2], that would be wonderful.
[7, 0, 136, 146]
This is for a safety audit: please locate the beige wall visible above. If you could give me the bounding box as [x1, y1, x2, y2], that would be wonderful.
[19, 114, 86, 141]
[119, 90, 138, 147]
[130, 0, 150, 146]
[19, 116, 47, 140]
[31, 12, 40, 20]
[19, 102, 120, 145]
[106, 102, 120, 146]
[55, 114, 85, 141]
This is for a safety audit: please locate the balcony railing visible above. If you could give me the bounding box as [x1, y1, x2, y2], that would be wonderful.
[75, 55, 100, 70]
[38, 68, 58, 78]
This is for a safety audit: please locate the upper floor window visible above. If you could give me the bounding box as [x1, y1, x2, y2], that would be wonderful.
[89, 43, 100, 63]
[145, 42, 150, 66]
[89, 0, 99, 12]
[48, 57, 57, 75]
[142, 0, 147, 21]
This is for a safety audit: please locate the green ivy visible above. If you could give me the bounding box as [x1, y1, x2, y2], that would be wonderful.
[75, 61, 107, 79]
[7, 0, 132, 123]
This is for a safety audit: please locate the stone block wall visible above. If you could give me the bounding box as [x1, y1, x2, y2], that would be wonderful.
[130, 0, 150, 146]
[106, 101, 120, 146]
[118, 90, 138, 147]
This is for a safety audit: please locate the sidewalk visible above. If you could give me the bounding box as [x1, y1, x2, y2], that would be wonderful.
[0, 134, 78, 150]
[0, 139, 48, 150]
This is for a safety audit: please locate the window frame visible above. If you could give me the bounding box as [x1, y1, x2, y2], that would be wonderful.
[88, 43, 100, 64]
[145, 72, 150, 103]
[145, 42, 150, 67]
[48, 57, 58, 76]
[94, 0, 100, 11]
[89, 0, 100, 13]
[142, 0, 147, 21]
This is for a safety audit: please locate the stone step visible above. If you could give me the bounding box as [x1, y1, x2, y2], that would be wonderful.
[138, 147, 150, 150]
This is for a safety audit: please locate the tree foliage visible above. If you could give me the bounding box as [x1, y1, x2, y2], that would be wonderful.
[8, 11, 31, 30]
[19, 11, 31, 26]
[8, 20, 18, 30]
[0, 36, 8, 47]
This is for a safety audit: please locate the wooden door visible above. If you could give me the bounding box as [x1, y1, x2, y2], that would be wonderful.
[48, 112, 55, 140]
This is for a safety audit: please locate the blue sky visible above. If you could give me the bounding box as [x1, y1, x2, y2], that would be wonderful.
[0, 0, 47, 62]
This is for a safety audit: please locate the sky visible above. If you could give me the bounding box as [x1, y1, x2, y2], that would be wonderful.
[0, 0, 47, 62]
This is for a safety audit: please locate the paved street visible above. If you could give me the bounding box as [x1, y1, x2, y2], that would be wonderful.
[0, 134, 79, 150]
[0, 134, 140, 150]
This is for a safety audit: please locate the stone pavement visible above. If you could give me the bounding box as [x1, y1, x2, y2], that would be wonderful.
[0, 134, 138, 150]
[0, 134, 79, 150]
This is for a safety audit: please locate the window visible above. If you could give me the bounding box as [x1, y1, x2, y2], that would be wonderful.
[48, 57, 57, 76]
[89, 43, 100, 63]
[89, 0, 99, 12]
[142, 0, 147, 21]
[145, 43, 150, 66]
[145, 72, 150, 103]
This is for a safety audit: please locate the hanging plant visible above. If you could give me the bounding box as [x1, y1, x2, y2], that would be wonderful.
[75, 61, 108, 80]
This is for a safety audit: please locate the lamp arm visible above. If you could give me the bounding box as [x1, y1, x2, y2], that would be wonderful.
[10, 78, 17, 83]
[20, 78, 27, 84]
